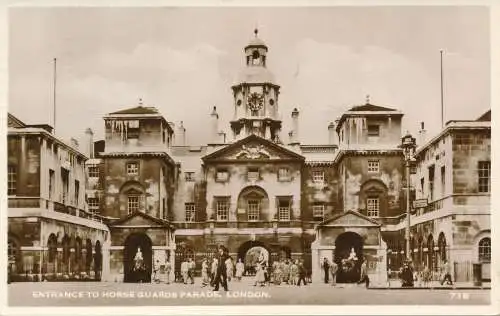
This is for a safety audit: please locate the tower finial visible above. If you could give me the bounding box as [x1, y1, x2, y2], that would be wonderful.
[365, 94, 370, 104]
[254, 27, 258, 37]
[138, 98, 143, 106]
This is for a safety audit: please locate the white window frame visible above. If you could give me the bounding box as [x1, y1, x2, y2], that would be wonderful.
[478, 161, 491, 193]
[185, 203, 196, 222]
[368, 160, 380, 173]
[127, 162, 139, 176]
[278, 200, 291, 222]
[478, 237, 491, 262]
[247, 199, 260, 221]
[127, 195, 140, 214]
[216, 199, 229, 221]
[8, 166, 16, 195]
[312, 171, 324, 183]
[88, 166, 99, 178]
[312, 204, 325, 219]
[88, 197, 99, 214]
[367, 198, 379, 217]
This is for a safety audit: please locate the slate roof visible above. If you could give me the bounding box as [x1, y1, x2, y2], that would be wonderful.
[476, 110, 491, 122]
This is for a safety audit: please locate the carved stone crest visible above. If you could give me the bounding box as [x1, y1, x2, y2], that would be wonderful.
[236, 144, 270, 159]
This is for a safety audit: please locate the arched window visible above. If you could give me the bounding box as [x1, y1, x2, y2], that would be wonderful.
[478, 238, 491, 262]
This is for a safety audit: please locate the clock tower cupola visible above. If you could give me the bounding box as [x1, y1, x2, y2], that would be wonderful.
[230, 29, 282, 143]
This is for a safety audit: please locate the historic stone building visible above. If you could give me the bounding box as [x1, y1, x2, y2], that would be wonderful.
[8, 30, 490, 285]
[7, 114, 109, 282]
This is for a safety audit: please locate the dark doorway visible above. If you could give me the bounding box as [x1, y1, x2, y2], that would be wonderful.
[237, 241, 269, 276]
[334, 232, 364, 283]
[123, 233, 153, 283]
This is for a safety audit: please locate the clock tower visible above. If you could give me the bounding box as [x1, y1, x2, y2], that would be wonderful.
[230, 29, 282, 143]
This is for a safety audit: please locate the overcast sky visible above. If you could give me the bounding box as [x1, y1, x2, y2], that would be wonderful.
[8, 6, 490, 146]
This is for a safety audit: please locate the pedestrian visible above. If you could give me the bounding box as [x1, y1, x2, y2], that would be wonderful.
[322, 258, 330, 284]
[180, 259, 189, 284]
[153, 259, 160, 283]
[225, 256, 233, 282]
[400, 261, 414, 288]
[201, 258, 210, 287]
[282, 260, 290, 284]
[440, 260, 453, 286]
[254, 253, 267, 286]
[213, 245, 229, 291]
[357, 258, 370, 288]
[297, 259, 307, 286]
[290, 260, 298, 285]
[422, 266, 431, 287]
[235, 258, 244, 281]
[210, 258, 218, 287]
[330, 259, 338, 287]
[165, 259, 172, 284]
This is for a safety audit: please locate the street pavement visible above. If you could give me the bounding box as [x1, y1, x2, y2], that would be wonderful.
[7, 278, 491, 306]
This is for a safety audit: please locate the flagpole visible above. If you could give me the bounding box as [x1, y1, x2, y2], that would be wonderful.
[53, 58, 57, 134]
[440, 50, 444, 129]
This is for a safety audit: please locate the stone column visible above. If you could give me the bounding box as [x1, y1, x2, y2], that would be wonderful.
[102, 239, 111, 282]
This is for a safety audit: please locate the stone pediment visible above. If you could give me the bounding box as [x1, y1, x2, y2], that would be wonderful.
[109, 212, 170, 228]
[202, 134, 304, 163]
[319, 210, 381, 227]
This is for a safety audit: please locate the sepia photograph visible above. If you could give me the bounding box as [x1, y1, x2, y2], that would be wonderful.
[2, 3, 496, 315]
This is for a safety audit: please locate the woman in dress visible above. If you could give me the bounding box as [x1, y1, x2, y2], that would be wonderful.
[225, 256, 234, 282]
[201, 258, 210, 287]
[235, 258, 244, 281]
[254, 253, 267, 286]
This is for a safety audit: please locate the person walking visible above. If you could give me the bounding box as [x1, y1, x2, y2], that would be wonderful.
[213, 245, 229, 291]
[322, 258, 330, 284]
[440, 260, 453, 286]
[296, 259, 307, 286]
[235, 258, 244, 281]
[164, 259, 172, 284]
[201, 258, 210, 287]
[225, 256, 234, 282]
[289, 260, 298, 285]
[187, 258, 195, 284]
[210, 258, 218, 287]
[357, 258, 370, 288]
[180, 259, 189, 284]
[330, 260, 339, 287]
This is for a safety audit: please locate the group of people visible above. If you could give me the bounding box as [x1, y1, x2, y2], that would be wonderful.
[395, 260, 454, 288]
[321, 257, 370, 288]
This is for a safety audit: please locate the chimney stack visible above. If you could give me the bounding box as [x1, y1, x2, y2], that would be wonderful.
[328, 121, 337, 145]
[418, 121, 427, 146]
[176, 121, 186, 146]
[210, 106, 219, 143]
[84, 128, 94, 158]
[290, 108, 300, 144]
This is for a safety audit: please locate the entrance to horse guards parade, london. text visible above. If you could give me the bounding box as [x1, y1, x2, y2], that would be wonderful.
[123, 233, 152, 283]
[311, 210, 387, 286]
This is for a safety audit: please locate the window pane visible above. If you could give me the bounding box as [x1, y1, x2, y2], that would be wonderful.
[8, 166, 16, 195]
[368, 160, 379, 173]
[367, 198, 379, 217]
[185, 203, 196, 222]
[127, 163, 139, 175]
[247, 199, 260, 221]
[216, 199, 229, 221]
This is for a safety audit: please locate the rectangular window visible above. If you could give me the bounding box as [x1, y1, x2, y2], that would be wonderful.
[216, 199, 229, 222]
[312, 204, 325, 219]
[185, 172, 195, 182]
[74, 180, 80, 205]
[88, 197, 99, 214]
[88, 166, 99, 178]
[127, 120, 140, 139]
[127, 196, 139, 214]
[61, 169, 69, 204]
[367, 198, 379, 217]
[312, 171, 324, 183]
[367, 125, 380, 137]
[278, 168, 290, 181]
[428, 165, 435, 201]
[368, 160, 380, 173]
[247, 199, 260, 221]
[185, 203, 196, 222]
[216, 169, 229, 182]
[454, 133, 471, 145]
[478, 161, 491, 193]
[8, 166, 16, 195]
[441, 166, 446, 196]
[127, 162, 139, 176]
[49, 169, 55, 199]
[278, 199, 291, 222]
[247, 167, 260, 181]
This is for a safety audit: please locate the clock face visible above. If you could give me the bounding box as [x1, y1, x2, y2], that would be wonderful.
[248, 92, 264, 111]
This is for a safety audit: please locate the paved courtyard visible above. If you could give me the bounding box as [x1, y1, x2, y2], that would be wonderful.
[7, 278, 491, 306]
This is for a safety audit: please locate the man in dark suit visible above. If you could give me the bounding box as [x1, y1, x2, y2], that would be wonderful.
[322, 258, 330, 284]
[213, 245, 229, 291]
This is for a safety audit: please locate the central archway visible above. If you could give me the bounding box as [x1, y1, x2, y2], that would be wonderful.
[334, 232, 364, 283]
[123, 233, 153, 283]
[237, 241, 270, 276]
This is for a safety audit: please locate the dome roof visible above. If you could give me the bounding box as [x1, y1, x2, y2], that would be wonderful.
[245, 28, 268, 49]
[236, 66, 276, 84]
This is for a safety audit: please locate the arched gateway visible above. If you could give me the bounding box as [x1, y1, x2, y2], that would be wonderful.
[237, 241, 270, 276]
[335, 232, 364, 283]
[123, 233, 153, 283]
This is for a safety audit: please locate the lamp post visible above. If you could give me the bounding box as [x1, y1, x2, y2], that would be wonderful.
[400, 132, 416, 261]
